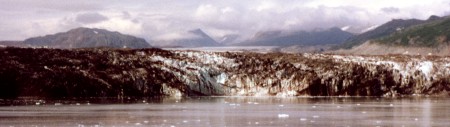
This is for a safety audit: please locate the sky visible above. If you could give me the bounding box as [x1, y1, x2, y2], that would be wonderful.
[0, 0, 450, 42]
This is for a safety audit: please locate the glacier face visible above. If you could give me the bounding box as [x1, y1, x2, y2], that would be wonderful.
[150, 51, 450, 97]
[0, 47, 448, 98]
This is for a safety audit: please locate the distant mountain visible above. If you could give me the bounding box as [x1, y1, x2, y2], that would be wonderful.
[0, 41, 27, 47]
[236, 27, 353, 47]
[374, 16, 450, 47]
[251, 30, 282, 40]
[24, 27, 151, 49]
[218, 34, 239, 44]
[339, 15, 443, 49]
[152, 29, 221, 48]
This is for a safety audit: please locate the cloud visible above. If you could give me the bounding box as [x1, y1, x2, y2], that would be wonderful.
[75, 12, 108, 24]
[1, 0, 450, 42]
[381, 7, 400, 13]
[153, 32, 201, 40]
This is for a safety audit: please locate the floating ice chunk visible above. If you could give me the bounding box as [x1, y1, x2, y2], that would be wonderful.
[278, 114, 289, 118]
[300, 118, 307, 121]
[312, 115, 320, 118]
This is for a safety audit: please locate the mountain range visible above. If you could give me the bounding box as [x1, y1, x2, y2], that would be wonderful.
[334, 15, 450, 55]
[1, 14, 449, 55]
[236, 27, 353, 47]
[339, 15, 444, 49]
[375, 16, 449, 47]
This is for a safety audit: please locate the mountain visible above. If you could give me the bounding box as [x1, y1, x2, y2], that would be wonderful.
[374, 16, 450, 47]
[333, 16, 450, 55]
[0, 41, 27, 47]
[152, 29, 221, 48]
[236, 27, 353, 47]
[24, 27, 151, 49]
[339, 15, 443, 49]
[218, 34, 239, 44]
[251, 30, 282, 40]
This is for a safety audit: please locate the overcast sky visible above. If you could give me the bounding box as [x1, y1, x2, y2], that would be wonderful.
[1, 0, 450, 41]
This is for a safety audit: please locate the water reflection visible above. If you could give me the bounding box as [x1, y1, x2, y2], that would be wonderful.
[0, 97, 448, 127]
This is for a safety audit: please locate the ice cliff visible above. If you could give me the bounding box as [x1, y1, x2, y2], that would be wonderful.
[0, 47, 448, 98]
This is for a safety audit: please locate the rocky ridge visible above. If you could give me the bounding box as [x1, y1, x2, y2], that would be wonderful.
[0, 47, 449, 98]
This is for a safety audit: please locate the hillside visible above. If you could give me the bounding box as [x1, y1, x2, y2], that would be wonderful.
[375, 16, 450, 47]
[339, 15, 442, 49]
[24, 27, 151, 49]
[237, 28, 353, 47]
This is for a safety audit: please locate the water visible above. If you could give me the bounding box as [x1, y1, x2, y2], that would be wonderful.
[0, 97, 449, 127]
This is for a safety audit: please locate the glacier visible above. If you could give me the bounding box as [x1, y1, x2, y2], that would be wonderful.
[0, 47, 449, 98]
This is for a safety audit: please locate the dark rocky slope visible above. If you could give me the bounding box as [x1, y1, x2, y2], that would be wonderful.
[0, 47, 449, 98]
